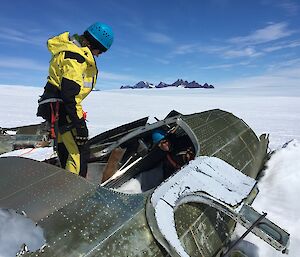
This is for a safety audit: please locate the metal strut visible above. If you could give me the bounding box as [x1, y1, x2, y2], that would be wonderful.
[222, 212, 267, 257]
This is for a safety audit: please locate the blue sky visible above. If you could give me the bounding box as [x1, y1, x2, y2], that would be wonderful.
[0, 0, 299, 89]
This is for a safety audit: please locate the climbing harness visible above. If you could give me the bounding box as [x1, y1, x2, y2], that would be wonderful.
[50, 101, 60, 139]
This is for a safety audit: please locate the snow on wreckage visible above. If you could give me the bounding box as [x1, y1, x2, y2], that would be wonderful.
[0, 109, 290, 257]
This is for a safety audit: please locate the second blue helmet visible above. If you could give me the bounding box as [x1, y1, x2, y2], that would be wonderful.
[152, 130, 167, 144]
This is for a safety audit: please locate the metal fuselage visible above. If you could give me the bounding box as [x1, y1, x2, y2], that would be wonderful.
[0, 109, 270, 257]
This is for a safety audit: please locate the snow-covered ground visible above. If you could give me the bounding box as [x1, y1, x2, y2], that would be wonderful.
[236, 139, 300, 257]
[0, 84, 299, 256]
[1, 84, 299, 149]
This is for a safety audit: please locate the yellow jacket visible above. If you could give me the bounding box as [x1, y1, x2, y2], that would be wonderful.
[47, 32, 98, 123]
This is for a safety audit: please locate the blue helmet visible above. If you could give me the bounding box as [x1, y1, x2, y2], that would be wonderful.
[85, 22, 114, 51]
[152, 130, 166, 144]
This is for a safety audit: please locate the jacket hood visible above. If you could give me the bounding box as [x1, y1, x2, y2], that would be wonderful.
[47, 32, 95, 65]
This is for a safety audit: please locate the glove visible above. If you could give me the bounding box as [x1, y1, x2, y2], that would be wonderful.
[185, 147, 195, 162]
[75, 120, 88, 146]
[180, 147, 195, 163]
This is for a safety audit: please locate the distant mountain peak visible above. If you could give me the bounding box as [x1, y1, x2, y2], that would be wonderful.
[130, 81, 154, 88]
[121, 79, 214, 89]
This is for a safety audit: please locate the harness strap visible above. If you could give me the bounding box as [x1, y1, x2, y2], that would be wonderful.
[50, 101, 60, 139]
[82, 111, 87, 120]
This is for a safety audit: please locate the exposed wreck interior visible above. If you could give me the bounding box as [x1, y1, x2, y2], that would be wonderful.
[87, 114, 196, 193]
[0, 122, 50, 154]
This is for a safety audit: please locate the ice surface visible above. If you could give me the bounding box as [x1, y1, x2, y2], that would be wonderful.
[233, 140, 300, 257]
[0, 210, 45, 257]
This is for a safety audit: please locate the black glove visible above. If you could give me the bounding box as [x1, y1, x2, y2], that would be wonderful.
[75, 120, 88, 146]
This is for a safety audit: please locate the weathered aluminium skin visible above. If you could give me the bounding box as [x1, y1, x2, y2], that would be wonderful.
[0, 109, 279, 257]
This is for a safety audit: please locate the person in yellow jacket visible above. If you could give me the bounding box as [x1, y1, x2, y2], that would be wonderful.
[37, 22, 114, 177]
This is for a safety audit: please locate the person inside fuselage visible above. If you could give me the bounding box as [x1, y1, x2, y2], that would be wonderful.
[151, 129, 195, 179]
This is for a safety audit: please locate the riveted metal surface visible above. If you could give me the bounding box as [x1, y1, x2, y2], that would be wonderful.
[0, 156, 235, 257]
[191, 208, 233, 256]
[174, 203, 207, 257]
[0, 157, 97, 222]
[87, 207, 167, 257]
[180, 230, 202, 257]
[174, 203, 234, 257]
[23, 187, 154, 256]
[182, 109, 268, 178]
[0, 110, 270, 257]
[177, 109, 268, 256]
[174, 203, 204, 236]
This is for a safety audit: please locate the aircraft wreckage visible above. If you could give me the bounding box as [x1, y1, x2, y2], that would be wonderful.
[0, 109, 290, 257]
